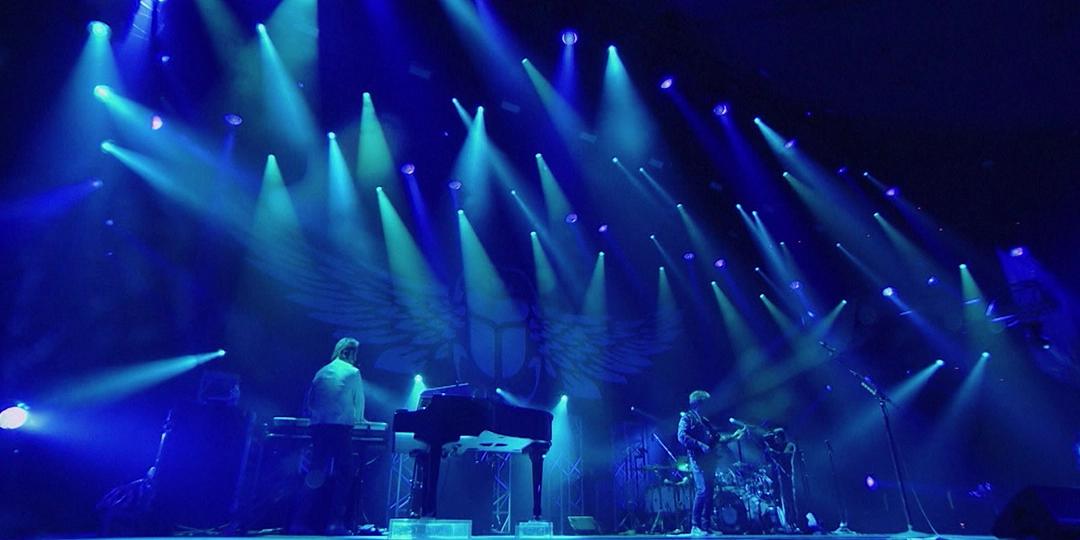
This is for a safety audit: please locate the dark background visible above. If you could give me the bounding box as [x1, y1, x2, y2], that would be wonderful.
[1, 1, 1079, 537]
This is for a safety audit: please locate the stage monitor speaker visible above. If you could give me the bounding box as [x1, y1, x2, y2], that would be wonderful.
[992, 485, 1080, 539]
[567, 515, 599, 535]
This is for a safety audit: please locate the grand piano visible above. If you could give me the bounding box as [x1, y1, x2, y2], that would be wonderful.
[392, 384, 554, 519]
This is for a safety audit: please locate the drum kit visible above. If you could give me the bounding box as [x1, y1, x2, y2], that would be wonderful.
[643, 422, 798, 535]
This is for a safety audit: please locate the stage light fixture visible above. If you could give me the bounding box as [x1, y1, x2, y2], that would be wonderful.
[88, 21, 111, 38]
[448, 180, 463, 190]
[223, 113, 243, 126]
[327, 132, 336, 140]
[1009, 247, 1025, 257]
[865, 475, 877, 490]
[885, 187, 899, 197]
[682, 252, 695, 261]
[0, 403, 29, 430]
[882, 287, 896, 297]
[789, 280, 802, 290]
[659, 77, 673, 89]
[150, 115, 164, 130]
[564, 213, 578, 224]
[712, 103, 729, 116]
[713, 258, 726, 268]
[92, 85, 111, 100]
[560, 394, 569, 403]
[561, 30, 578, 45]
[935, 359, 945, 367]
[414, 374, 423, 383]
[927, 276, 938, 285]
[598, 224, 608, 233]
[400, 163, 415, 175]
[256, 23, 267, 34]
[784, 139, 797, 149]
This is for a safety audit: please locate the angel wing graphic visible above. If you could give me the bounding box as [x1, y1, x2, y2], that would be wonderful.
[250, 235, 682, 398]
[531, 309, 682, 399]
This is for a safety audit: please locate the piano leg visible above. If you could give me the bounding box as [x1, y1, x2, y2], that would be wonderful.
[527, 446, 545, 520]
[421, 445, 442, 518]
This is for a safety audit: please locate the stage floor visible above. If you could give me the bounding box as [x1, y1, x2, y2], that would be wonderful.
[78, 535, 1000, 540]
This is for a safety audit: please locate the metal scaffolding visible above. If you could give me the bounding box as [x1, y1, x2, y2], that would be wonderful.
[385, 452, 415, 521]
[490, 452, 513, 534]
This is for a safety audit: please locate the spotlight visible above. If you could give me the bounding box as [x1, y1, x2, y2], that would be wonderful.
[560, 394, 569, 403]
[882, 287, 895, 297]
[837, 166, 848, 175]
[682, 252, 695, 261]
[659, 77, 674, 90]
[256, 23, 267, 34]
[561, 30, 578, 45]
[150, 115, 164, 130]
[496, 387, 503, 393]
[1009, 246, 1025, 257]
[401, 163, 416, 175]
[927, 276, 938, 285]
[223, 113, 243, 126]
[935, 359, 945, 367]
[91, 179, 104, 189]
[713, 258, 726, 268]
[160, 55, 171, 64]
[712, 103, 729, 116]
[598, 224, 608, 233]
[0, 403, 29, 430]
[959, 263, 968, 269]
[448, 180, 463, 190]
[414, 374, 424, 383]
[327, 131, 336, 140]
[92, 85, 111, 100]
[885, 187, 899, 197]
[88, 21, 111, 38]
[598, 251, 605, 257]
[865, 475, 877, 490]
[784, 139, 797, 149]
[789, 280, 802, 290]
[530, 231, 538, 237]
[611, 157, 619, 163]
[564, 213, 578, 224]
[980, 352, 991, 360]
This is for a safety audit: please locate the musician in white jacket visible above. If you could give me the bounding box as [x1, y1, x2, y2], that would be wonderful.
[304, 337, 366, 534]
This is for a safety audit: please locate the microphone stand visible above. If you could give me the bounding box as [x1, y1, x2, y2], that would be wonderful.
[825, 440, 856, 535]
[837, 355, 936, 539]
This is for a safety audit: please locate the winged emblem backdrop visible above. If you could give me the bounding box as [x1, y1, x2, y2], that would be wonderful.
[251, 234, 681, 399]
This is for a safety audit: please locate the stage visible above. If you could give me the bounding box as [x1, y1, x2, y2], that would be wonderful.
[77, 535, 1000, 540]
[4, 2, 1079, 540]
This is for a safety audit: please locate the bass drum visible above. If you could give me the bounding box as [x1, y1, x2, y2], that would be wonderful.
[712, 491, 747, 533]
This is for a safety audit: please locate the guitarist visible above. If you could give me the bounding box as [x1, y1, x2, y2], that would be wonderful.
[677, 390, 746, 536]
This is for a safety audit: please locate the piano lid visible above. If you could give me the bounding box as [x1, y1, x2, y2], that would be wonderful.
[418, 383, 479, 407]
